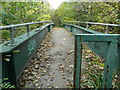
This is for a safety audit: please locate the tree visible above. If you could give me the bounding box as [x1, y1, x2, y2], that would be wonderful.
[55, 2, 119, 33]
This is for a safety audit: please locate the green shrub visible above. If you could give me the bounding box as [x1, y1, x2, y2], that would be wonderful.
[0, 78, 15, 89]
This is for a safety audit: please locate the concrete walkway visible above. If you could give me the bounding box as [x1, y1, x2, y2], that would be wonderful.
[18, 27, 75, 88]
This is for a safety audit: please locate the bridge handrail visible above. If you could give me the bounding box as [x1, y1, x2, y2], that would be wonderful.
[74, 34, 120, 88]
[0, 21, 51, 30]
[65, 21, 120, 27]
[63, 24, 120, 88]
[0, 21, 52, 46]
[65, 21, 120, 34]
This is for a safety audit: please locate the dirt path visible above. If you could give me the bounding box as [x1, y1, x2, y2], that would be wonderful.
[18, 27, 75, 88]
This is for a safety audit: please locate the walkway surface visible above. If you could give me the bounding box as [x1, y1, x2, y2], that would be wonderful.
[18, 27, 75, 88]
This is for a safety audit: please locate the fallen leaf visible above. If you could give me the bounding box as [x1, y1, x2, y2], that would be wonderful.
[69, 65, 74, 68]
[63, 38, 66, 40]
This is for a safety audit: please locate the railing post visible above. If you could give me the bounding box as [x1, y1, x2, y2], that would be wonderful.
[86, 23, 89, 29]
[10, 26, 15, 46]
[48, 25, 50, 32]
[74, 35, 82, 88]
[70, 26, 73, 32]
[78, 22, 80, 26]
[27, 25, 30, 36]
[103, 42, 117, 88]
[52, 24, 55, 28]
[106, 25, 109, 34]
[118, 42, 120, 86]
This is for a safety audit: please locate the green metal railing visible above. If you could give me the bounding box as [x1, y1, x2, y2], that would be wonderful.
[0, 21, 51, 46]
[0, 20, 119, 88]
[0, 21, 55, 85]
[65, 21, 120, 34]
[74, 34, 119, 88]
[63, 23, 120, 88]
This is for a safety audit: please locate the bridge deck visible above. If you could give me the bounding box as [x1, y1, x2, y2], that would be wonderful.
[18, 27, 75, 88]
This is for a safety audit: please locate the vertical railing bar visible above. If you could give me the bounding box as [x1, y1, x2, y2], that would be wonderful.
[106, 25, 109, 34]
[103, 42, 117, 88]
[48, 25, 50, 32]
[78, 22, 80, 26]
[70, 26, 73, 32]
[9, 26, 15, 46]
[74, 35, 82, 88]
[39, 23, 41, 30]
[27, 24, 30, 36]
[86, 23, 89, 29]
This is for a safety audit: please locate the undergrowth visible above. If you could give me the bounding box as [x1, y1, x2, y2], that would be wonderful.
[81, 44, 119, 88]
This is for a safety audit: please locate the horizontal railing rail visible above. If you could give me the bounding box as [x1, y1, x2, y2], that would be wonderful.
[0, 21, 51, 46]
[65, 21, 120, 27]
[64, 21, 120, 34]
[0, 21, 51, 30]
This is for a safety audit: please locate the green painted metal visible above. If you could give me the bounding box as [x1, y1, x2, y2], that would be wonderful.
[65, 21, 120, 27]
[63, 24, 119, 63]
[0, 24, 53, 53]
[27, 25, 30, 36]
[74, 34, 119, 88]
[10, 27, 15, 45]
[0, 21, 51, 46]
[0, 54, 2, 81]
[103, 42, 117, 88]
[75, 34, 119, 42]
[48, 25, 51, 32]
[63, 24, 102, 34]
[63, 24, 107, 59]
[70, 26, 73, 32]
[0, 23, 54, 85]
[74, 35, 82, 88]
[63, 24, 120, 88]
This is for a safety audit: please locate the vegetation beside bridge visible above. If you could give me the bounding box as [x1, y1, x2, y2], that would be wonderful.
[0, 1, 119, 89]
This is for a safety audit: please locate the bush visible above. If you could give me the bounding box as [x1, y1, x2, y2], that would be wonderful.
[0, 78, 15, 89]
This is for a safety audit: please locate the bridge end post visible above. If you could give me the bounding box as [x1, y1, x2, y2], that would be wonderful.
[74, 35, 82, 89]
